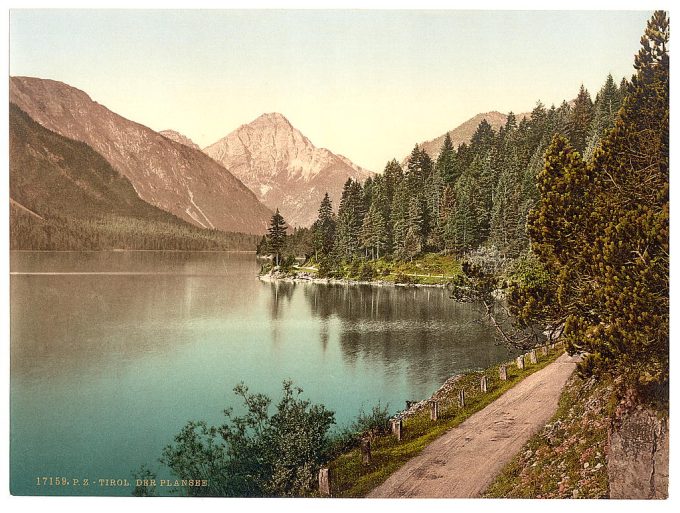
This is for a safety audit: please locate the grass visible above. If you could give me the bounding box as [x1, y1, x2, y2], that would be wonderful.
[288, 253, 463, 285]
[326, 344, 564, 497]
[482, 371, 612, 499]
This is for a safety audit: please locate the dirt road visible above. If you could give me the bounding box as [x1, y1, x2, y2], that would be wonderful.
[368, 352, 579, 498]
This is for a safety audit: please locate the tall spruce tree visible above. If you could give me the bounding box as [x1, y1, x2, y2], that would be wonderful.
[336, 179, 365, 259]
[470, 119, 495, 155]
[391, 181, 409, 257]
[436, 133, 457, 184]
[451, 170, 482, 252]
[312, 193, 336, 259]
[267, 209, 287, 266]
[567, 84, 594, 154]
[585, 74, 622, 159]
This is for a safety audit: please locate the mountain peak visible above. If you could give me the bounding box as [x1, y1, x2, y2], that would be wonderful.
[249, 112, 293, 128]
[159, 129, 200, 151]
[204, 115, 373, 227]
[259, 112, 289, 122]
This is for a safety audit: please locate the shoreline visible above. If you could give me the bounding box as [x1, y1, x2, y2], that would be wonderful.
[9, 249, 257, 254]
[258, 271, 451, 289]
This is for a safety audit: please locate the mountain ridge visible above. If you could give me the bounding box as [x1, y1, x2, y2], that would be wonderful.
[9, 76, 272, 235]
[160, 129, 201, 150]
[414, 110, 532, 160]
[9, 102, 257, 250]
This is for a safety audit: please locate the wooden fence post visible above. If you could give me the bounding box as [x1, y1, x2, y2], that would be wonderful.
[361, 438, 371, 465]
[458, 389, 466, 408]
[499, 365, 508, 381]
[319, 467, 331, 496]
[530, 349, 537, 364]
[516, 355, 525, 370]
[429, 400, 439, 421]
[391, 419, 402, 441]
[541, 346, 548, 357]
[480, 375, 488, 393]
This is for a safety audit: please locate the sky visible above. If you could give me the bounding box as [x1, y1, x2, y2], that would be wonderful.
[9, 9, 653, 171]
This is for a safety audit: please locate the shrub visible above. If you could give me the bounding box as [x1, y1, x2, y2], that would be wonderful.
[160, 381, 335, 497]
[358, 261, 375, 281]
[328, 402, 391, 456]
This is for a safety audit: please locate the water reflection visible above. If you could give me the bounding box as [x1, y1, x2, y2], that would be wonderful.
[11, 255, 260, 380]
[299, 283, 510, 390]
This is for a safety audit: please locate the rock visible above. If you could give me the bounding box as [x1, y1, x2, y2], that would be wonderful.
[572, 488, 580, 499]
[608, 405, 669, 499]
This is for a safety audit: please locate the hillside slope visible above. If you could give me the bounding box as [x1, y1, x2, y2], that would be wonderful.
[9, 103, 258, 250]
[10, 76, 272, 234]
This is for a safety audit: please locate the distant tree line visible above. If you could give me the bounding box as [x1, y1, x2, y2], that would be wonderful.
[10, 207, 260, 251]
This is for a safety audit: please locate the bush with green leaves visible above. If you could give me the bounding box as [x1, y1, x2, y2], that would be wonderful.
[351, 401, 390, 436]
[328, 402, 391, 456]
[160, 380, 335, 497]
[358, 261, 375, 281]
[279, 254, 297, 272]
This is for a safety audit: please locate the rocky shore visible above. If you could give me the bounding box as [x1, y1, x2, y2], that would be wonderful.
[258, 269, 450, 288]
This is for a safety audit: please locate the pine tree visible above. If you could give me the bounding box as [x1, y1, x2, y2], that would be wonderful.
[359, 211, 374, 259]
[527, 101, 548, 150]
[424, 162, 443, 247]
[267, 208, 287, 266]
[436, 133, 457, 184]
[383, 159, 403, 203]
[439, 184, 457, 253]
[390, 182, 409, 256]
[567, 84, 594, 154]
[407, 196, 425, 247]
[256, 235, 269, 256]
[401, 226, 421, 262]
[451, 171, 482, 252]
[584, 74, 621, 159]
[470, 119, 495, 155]
[454, 142, 472, 179]
[471, 154, 495, 241]
[504, 111, 517, 132]
[312, 193, 336, 259]
[359, 201, 388, 259]
[490, 158, 522, 255]
[336, 179, 365, 259]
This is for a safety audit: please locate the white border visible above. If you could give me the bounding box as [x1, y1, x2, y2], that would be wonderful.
[2, 2, 675, 513]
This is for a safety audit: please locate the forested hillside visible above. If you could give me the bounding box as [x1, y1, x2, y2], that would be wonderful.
[262, 73, 628, 266]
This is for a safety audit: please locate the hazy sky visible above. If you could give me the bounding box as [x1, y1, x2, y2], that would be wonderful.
[10, 9, 652, 171]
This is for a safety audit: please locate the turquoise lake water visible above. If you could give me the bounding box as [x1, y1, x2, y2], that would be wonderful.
[10, 251, 515, 496]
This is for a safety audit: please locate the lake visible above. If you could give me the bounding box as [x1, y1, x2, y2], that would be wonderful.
[10, 251, 516, 496]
